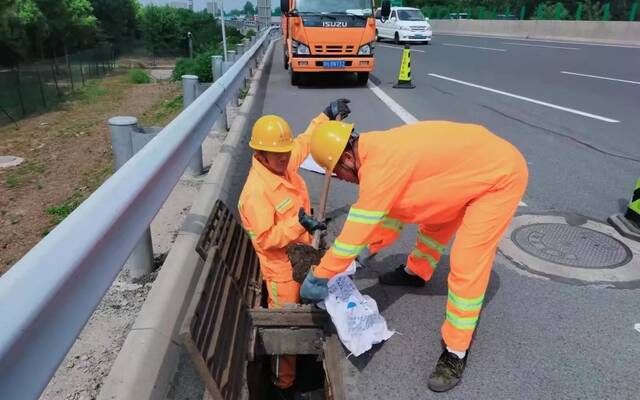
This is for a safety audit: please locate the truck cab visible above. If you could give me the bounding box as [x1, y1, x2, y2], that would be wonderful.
[375, 6, 432, 45]
[280, 0, 376, 86]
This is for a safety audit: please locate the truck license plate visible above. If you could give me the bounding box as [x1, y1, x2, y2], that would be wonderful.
[323, 60, 346, 68]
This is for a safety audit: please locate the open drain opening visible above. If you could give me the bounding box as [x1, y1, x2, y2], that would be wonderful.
[181, 201, 342, 400]
[247, 355, 326, 400]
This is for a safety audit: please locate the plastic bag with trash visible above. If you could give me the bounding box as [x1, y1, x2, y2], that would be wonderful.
[319, 262, 394, 357]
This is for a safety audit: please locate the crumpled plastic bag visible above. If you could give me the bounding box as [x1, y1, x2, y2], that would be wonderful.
[319, 262, 395, 357]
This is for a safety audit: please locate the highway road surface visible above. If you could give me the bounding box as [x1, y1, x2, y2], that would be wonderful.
[253, 34, 640, 399]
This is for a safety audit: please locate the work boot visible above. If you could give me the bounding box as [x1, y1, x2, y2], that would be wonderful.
[427, 348, 468, 392]
[378, 265, 425, 287]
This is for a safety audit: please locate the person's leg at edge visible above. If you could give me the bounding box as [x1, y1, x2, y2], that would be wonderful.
[429, 166, 528, 392]
[267, 280, 301, 392]
[379, 218, 461, 287]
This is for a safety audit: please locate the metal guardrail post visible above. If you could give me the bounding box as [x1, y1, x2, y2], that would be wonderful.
[221, 60, 234, 131]
[237, 43, 245, 56]
[182, 75, 204, 176]
[211, 56, 226, 133]
[228, 50, 237, 62]
[108, 116, 154, 279]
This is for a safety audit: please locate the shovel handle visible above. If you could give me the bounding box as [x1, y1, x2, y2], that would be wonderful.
[312, 171, 332, 250]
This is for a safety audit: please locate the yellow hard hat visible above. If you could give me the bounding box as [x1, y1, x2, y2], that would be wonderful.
[310, 121, 354, 172]
[250, 115, 294, 152]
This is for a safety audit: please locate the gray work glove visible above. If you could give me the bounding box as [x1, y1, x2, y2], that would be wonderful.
[324, 98, 351, 121]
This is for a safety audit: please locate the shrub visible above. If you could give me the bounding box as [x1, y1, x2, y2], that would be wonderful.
[128, 68, 151, 84]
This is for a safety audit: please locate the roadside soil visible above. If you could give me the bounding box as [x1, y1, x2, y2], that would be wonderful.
[0, 70, 181, 276]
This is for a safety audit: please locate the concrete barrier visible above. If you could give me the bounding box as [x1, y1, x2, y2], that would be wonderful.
[430, 20, 640, 45]
[98, 38, 276, 400]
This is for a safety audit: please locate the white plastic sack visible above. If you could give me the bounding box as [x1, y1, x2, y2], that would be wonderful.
[321, 263, 395, 357]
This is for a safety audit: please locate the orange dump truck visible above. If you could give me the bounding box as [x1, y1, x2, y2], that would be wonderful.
[280, 0, 377, 86]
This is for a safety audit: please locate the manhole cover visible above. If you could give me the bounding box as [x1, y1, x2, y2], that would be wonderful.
[0, 156, 24, 168]
[0, 156, 16, 163]
[501, 215, 640, 287]
[512, 223, 632, 268]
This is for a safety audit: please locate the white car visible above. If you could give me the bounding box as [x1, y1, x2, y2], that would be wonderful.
[375, 7, 432, 44]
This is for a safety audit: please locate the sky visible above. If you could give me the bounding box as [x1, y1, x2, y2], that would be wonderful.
[138, 0, 267, 12]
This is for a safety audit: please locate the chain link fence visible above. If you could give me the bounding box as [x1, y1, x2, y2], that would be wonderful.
[423, 2, 639, 22]
[0, 46, 115, 127]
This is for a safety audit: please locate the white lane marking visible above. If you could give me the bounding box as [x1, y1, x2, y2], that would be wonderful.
[561, 71, 640, 85]
[503, 42, 580, 50]
[428, 73, 620, 123]
[377, 44, 426, 53]
[367, 81, 418, 124]
[441, 43, 506, 52]
[519, 201, 528, 207]
[436, 32, 640, 49]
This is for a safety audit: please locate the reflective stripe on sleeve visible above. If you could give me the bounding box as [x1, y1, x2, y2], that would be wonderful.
[346, 207, 387, 225]
[331, 240, 366, 258]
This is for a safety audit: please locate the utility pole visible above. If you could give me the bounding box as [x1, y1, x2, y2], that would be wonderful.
[219, 0, 228, 61]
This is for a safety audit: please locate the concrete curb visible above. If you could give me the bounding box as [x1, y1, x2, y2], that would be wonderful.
[431, 20, 640, 46]
[98, 38, 276, 400]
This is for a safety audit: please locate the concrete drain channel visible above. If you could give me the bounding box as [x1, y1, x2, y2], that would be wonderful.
[500, 214, 640, 288]
[181, 201, 342, 400]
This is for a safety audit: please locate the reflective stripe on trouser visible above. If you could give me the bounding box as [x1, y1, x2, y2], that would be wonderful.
[266, 280, 301, 389]
[406, 221, 460, 282]
[443, 162, 528, 352]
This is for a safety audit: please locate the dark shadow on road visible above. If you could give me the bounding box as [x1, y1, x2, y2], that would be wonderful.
[344, 253, 501, 371]
[294, 72, 371, 89]
[357, 253, 501, 315]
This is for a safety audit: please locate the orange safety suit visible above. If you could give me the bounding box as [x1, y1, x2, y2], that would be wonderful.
[315, 121, 528, 352]
[238, 113, 328, 389]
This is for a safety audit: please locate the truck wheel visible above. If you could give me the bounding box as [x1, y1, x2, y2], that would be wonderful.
[291, 70, 300, 86]
[356, 72, 369, 86]
[394, 32, 400, 45]
[284, 52, 289, 70]
[376, 30, 381, 42]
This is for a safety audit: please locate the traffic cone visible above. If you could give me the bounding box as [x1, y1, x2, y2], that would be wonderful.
[608, 177, 640, 241]
[393, 45, 415, 89]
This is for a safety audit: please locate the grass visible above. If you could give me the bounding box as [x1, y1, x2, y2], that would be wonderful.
[128, 68, 151, 84]
[4, 161, 45, 189]
[42, 165, 115, 235]
[81, 83, 108, 101]
[139, 93, 183, 126]
[45, 191, 85, 226]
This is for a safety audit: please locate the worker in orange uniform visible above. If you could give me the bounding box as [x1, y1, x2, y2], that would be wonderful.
[300, 119, 528, 393]
[238, 99, 351, 399]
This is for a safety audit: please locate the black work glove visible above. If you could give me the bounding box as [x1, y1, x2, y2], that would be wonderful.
[298, 208, 327, 234]
[324, 98, 351, 121]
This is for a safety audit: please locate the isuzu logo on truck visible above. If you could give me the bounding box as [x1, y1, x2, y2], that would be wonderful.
[323, 21, 348, 28]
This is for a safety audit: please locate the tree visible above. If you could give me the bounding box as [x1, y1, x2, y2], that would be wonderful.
[35, 0, 98, 57]
[243, 1, 255, 16]
[140, 5, 181, 59]
[272, 6, 281, 16]
[17, 0, 48, 58]
[90, 0, 138, 46]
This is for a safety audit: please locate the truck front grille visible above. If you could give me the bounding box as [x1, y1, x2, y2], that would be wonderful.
[313, 45, 356, 54]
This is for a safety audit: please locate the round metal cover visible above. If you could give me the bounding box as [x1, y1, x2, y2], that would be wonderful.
[512, 223, 632, 269]
[0, 155, 24, 169]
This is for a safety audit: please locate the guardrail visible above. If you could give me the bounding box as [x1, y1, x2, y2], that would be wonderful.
[0, 27, 276, 400]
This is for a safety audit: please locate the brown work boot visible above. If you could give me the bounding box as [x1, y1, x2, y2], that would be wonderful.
[427, 348, 468, 392]
[378, 265, 425, 287]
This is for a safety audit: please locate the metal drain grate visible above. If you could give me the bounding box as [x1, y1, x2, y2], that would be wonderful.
[512, 223, 632, 269]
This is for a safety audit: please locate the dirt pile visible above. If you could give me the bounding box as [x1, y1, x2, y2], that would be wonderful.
[287, 244, 325, 283]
